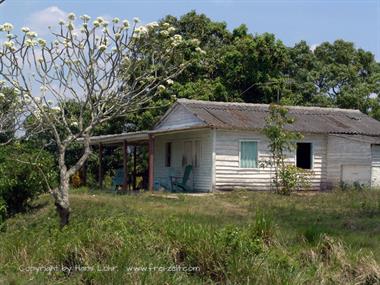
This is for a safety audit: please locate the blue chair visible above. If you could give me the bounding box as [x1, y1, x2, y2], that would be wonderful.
[171, 165, 193, 192]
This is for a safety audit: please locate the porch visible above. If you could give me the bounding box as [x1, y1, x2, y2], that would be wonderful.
[87, 131, 155, 192]
[84, 127, 212, 193]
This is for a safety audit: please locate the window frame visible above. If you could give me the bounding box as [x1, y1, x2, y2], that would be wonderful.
[239, 139, 259, 169]
[165, 142, 172, 168]
[295, 142, 314, 170]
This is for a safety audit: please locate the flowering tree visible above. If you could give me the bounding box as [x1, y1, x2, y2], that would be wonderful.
[0, 14, 202, 226]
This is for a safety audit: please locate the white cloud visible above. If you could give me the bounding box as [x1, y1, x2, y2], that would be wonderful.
[26, 6, 67, 35]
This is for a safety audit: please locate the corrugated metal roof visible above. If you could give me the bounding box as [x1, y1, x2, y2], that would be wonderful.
[177, 99, 380, 136]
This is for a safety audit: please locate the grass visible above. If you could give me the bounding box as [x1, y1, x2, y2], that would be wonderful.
[0, 188, 380, 284]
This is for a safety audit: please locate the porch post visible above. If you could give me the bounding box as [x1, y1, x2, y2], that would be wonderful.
[148, 134, 155, 192]
[98, 143, 103, 189]
[133, 146, 137, 190]
[123, 140, 128, 191]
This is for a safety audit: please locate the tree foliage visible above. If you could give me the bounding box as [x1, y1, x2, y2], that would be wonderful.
[0, 143, 57, 217]
[112, 11, 380, 134]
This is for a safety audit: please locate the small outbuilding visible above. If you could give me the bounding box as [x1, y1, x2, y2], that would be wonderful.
[88, 99, 380, 192]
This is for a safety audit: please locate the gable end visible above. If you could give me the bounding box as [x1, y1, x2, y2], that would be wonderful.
[154, 103, 206, 131]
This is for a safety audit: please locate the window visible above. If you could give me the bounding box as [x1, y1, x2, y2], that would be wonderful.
[165, 142, 172, 167]
[296, 143, 312, 169]
[240, 141, 258, 168]
[182, 141, 193, 167]
[194, 140, 201, 168]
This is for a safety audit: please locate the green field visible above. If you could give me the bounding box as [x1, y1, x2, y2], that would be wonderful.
[0, 189, 379, 284]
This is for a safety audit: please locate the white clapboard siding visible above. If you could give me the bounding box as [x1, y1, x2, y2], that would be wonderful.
[214, 130, 327, 191]
[155, 104, 205, 130]
[326, 135, 372, 187]
[153, 129, 212, 192]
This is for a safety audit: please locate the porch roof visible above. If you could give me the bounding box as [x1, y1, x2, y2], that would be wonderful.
[87, 131, 151, 145]
[86, 126, 210, 146]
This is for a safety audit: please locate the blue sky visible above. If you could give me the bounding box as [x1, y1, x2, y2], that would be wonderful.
[1, 0, 379, 60]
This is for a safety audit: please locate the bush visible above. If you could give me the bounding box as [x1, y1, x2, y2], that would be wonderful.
[0, 143, 57, 217]
[279, 165, 312, 195]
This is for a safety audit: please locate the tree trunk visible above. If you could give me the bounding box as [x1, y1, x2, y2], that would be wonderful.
[53, 174, 71, 227]
[53, 140, 92, 227]
[54, 150, 71, 228]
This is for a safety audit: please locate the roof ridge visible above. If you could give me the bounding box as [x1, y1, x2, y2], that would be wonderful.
[176, 98, 362, 114]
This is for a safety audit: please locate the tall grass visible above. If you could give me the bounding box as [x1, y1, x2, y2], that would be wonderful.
[0, 189, 379, 284]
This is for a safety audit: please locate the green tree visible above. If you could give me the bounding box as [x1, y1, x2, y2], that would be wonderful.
[219, 33, 289, 103]
[285, 40, 380, 112]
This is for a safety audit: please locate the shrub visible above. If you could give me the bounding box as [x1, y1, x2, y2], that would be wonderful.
[262, 104, 312, 194]
[0, 143, 57, 216]
[279, 165, 312, 195]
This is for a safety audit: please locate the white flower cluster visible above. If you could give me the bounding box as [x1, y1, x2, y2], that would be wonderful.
[157, 85, 166, 93]
[25, 38, 35, 47]
[146, 21, 159, 29]
[68, 12, 76, 21]
[0, 23, 14, 32]
[23, 93, 32, 103]
[0, 23, 16, 50]
[38, 38, 47, 47]
[80, 14, 91, 22]
[3, 40, 14, 50]
[21, 27, 30, 33]
[160, 22, 176, 38]
[191, 38, 200, 46]
[123, 20, 130, 29]
[171, 34, 183, 47]
[134, 26, 148, 37]
[26, 31, 38, 38]
[93, 16, 109, 28]
[98, 44, 107, 51]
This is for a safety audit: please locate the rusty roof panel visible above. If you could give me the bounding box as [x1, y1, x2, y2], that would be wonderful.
[178, 99, 380, 136]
